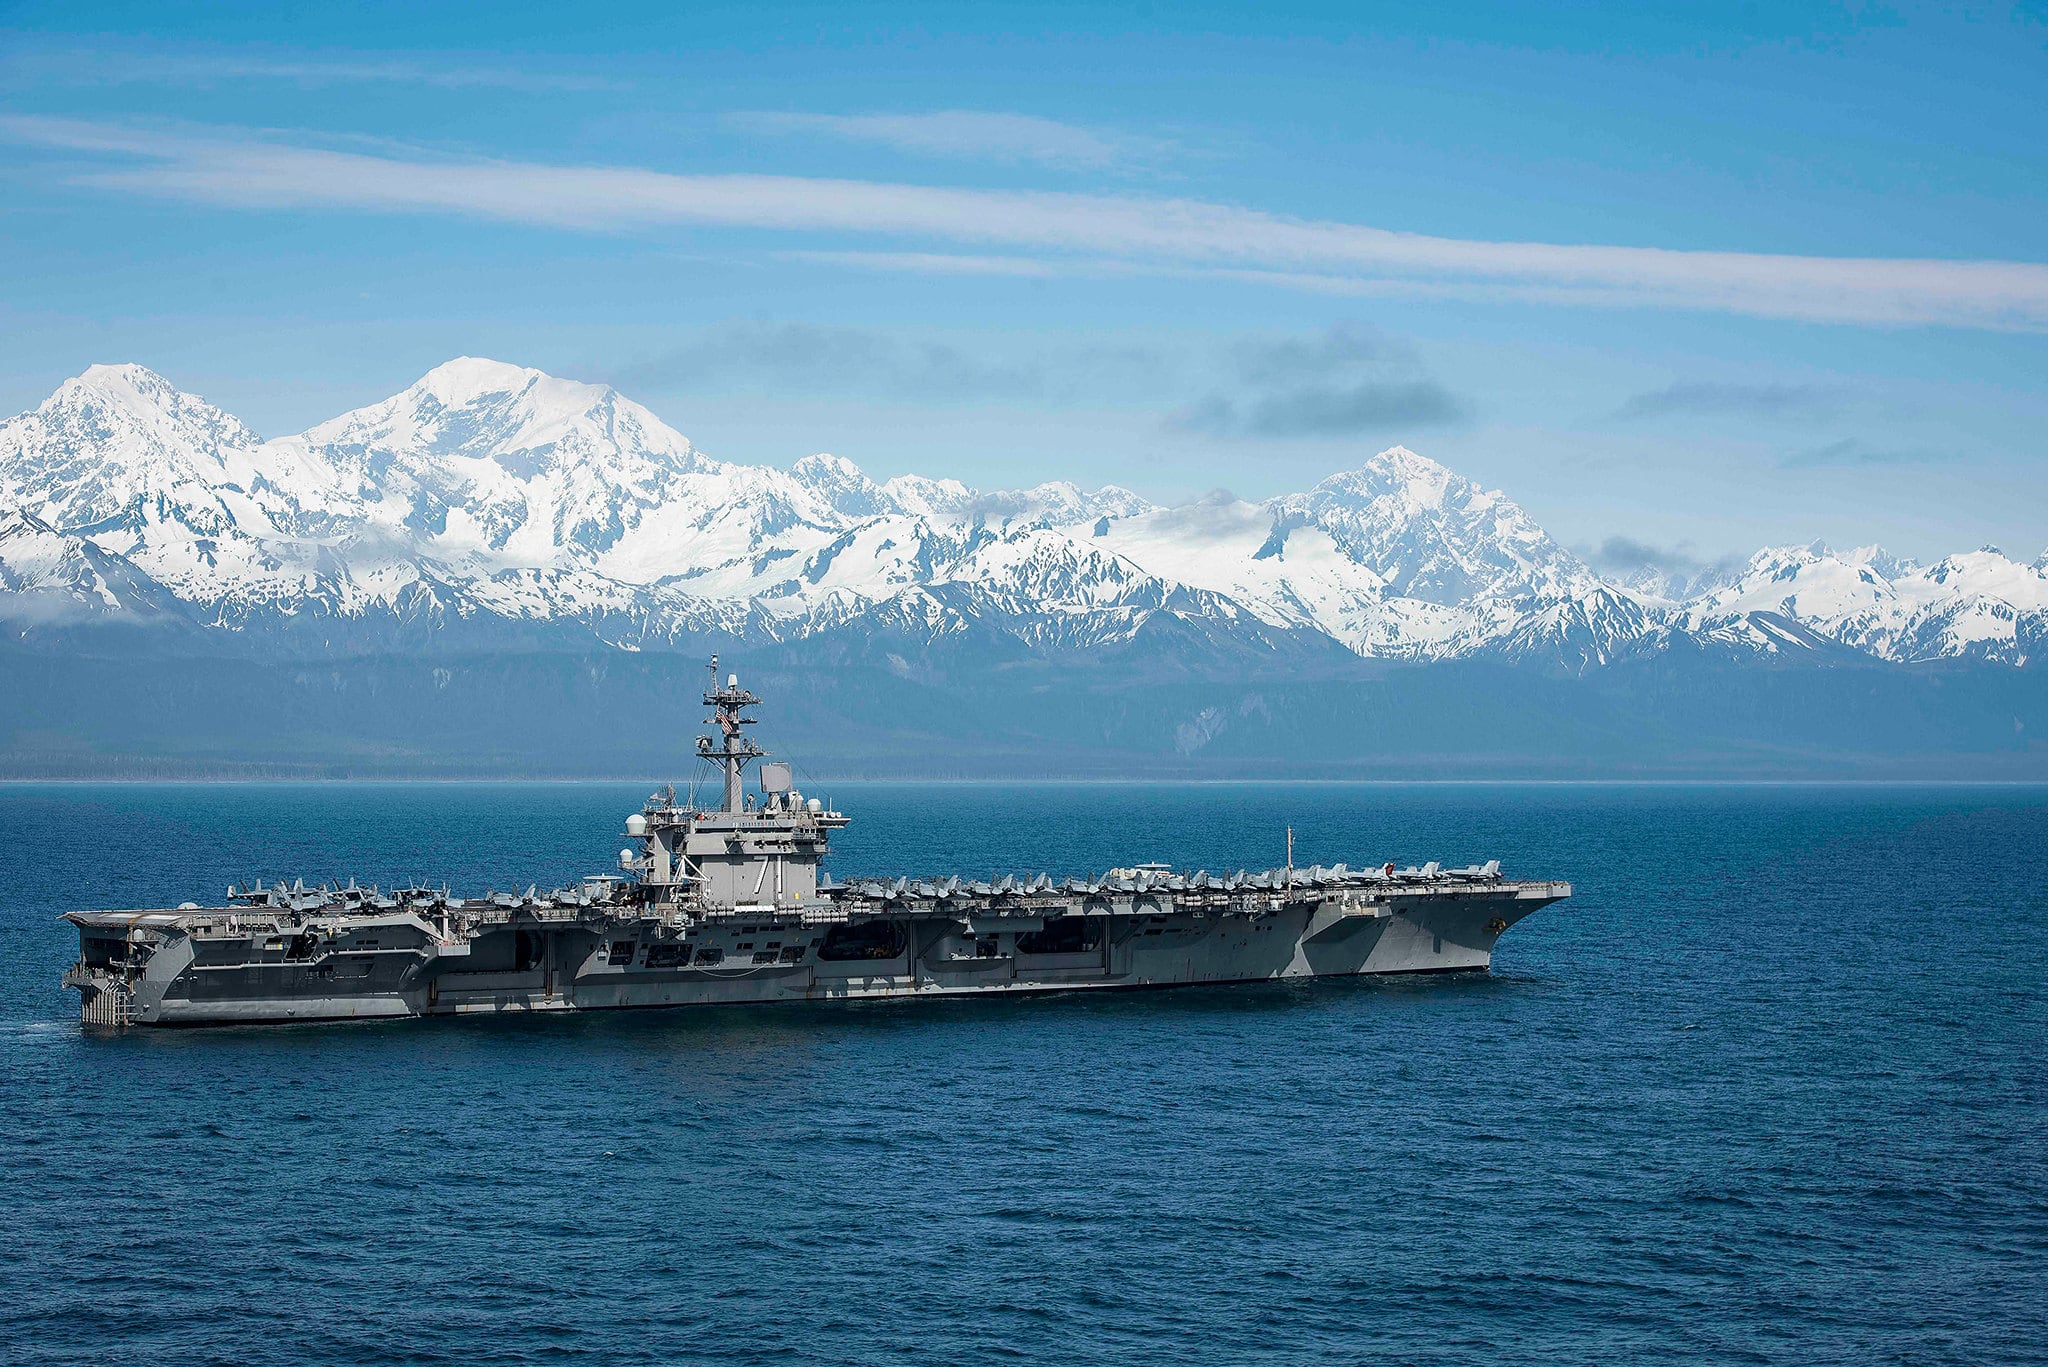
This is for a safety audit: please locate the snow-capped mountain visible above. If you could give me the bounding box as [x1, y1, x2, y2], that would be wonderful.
[0, 363, 356, 605]
[276, 357, 719, 570]
[1, 359, 2041, 671]
[1688, 542, 2048, 666]
[1087, 451, 1612, 660]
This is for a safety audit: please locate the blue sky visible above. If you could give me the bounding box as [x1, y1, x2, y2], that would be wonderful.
[2, 1, 2044, 570]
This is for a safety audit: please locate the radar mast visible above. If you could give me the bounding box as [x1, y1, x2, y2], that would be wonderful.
[696, 654, 764, 814]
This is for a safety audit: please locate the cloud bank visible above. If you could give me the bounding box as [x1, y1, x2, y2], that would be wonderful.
[8, 116, 2048, 330]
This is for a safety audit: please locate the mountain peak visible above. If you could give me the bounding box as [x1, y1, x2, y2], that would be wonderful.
[1366, 443, 1455, 485]
[791, 452, 890, 518]
[1369, 443, 1447, 474]
[1746, 541, 1826, 567]
[881, 472, 976, 517]
[1835, 543, 1918, 578]
[1274, 444, 1595, 605]
[413, 356, 555, 405]
[10, 362, 265, 483]
[74, 361, 174, 390]
[0, 364, 324, 589]
[277, 358, 714, 569]
[299, 357, 693, 466]
[1309, 445, 1462, 506]
[792, 452, 867, 481]
[50, 362, 236, 426]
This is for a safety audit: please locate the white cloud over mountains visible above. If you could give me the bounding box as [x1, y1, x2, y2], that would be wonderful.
[8, 115, 2048, 331]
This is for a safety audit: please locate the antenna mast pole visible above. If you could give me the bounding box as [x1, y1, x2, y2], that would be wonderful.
[697, 654, 764, 814]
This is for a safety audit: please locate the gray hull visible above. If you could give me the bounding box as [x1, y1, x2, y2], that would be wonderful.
[65, 881, 1565, 1027]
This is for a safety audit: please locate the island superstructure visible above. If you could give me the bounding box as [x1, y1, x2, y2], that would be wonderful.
[60, 659, 1570, 1027]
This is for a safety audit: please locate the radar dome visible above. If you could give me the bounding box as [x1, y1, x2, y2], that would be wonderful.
[624, 813, 648, 836]
[618, 849, 636, 868]
[806, 798, 823, 813]
[727, 673, 738, 688]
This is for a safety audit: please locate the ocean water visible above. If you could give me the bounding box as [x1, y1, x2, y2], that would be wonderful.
[1, 781, 2043, 1366]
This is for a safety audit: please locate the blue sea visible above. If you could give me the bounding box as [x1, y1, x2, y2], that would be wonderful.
[0, 782, 2043, 1365]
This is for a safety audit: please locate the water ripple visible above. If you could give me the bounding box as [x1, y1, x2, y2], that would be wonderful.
[0, 782, 2044, 1365]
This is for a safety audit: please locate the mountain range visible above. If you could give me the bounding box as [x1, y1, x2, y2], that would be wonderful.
[1, 359, 2043, 777]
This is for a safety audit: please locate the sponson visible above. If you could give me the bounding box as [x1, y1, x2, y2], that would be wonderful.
[61, 659, 1570, 1027]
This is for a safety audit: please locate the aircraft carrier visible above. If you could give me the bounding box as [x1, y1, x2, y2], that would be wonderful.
[61, 660, 1570, 1027]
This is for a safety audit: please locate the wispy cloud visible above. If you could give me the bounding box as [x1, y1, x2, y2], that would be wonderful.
[608, 322, 1174, 404]
[1170, 380, 1467, 438]
[1780, 438, 1957, 469]
[1592, 536, 1700, 576]
[1169, 323, 1466, 438]
[783, 249, 1073, 278]
[1583, 536, 1745, 596]
[728, 111, 1164, 169]
[612, 323, 1043, 400]
[1615, 380, 1840, 421]
[1229, 323, 1400, 385]
[1, 50, 623, 93]
[8, 116, 2048, 330]
[607, 319, 1460, 430]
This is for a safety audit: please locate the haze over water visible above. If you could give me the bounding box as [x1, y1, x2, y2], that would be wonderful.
[1, 782, 2043, 1364]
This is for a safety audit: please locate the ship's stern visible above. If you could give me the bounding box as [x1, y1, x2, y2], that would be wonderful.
[62, 959, 135, 1027]
[60, 912, 189, 1028]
